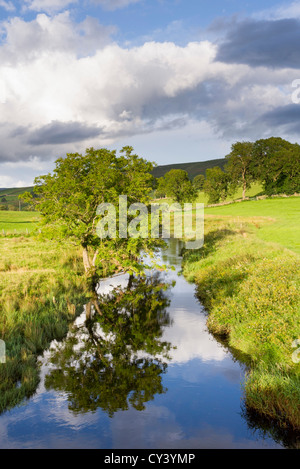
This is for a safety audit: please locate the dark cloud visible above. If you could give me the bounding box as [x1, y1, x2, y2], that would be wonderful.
[141, 79, 230, 123]
[28, 121, 103, 145]
[259, 104, 300, 134]
[216, 18, 300, 69]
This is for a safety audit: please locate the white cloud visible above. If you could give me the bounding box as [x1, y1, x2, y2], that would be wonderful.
[255, 0, 300, 20]
[92, 0, 141, 11]
[0, 0, 14, 12]
[0, 0, 15, 11]
[0, 11, 298, 176]
[24, 0, 78, 14]
[0, 12, 116, 62]
[0, 174, 27, 188]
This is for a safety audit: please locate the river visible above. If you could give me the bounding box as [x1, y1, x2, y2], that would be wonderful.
[0, 239, 290, 448]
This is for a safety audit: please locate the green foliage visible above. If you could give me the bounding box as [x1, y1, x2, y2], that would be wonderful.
[193, 174, 205, 191]
[203, 167, 231, 204]
[251, 137, 300, 195]
[156, 169, 197, 205]
[21, 146, 161, 278]
[225, 141, 255, 199]
[151, 158, 226, 179]
[0, 187, 34, 211]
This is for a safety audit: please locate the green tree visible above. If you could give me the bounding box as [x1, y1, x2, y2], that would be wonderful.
[204, 167, 230, 204]
[225, 141, 254, 200]
[251, 137, 300, 195]
[21, 147, 161, 281]
[281, 143, 300, 193]
[157, 169, 197, 205]
[193, 174, 205, 192]
[154, 177, 167, 199]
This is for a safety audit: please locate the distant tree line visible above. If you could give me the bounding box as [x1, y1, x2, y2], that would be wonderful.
[154, 137, 300, 205]
[0, 194, 34, 211]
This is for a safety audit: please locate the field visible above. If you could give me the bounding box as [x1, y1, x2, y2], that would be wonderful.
[205, 196, 300, 254]
[0, 211, 39, 235]
[0, 187, 34, 211]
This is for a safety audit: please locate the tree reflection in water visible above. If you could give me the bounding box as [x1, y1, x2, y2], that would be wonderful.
[44, 273, 174, 417]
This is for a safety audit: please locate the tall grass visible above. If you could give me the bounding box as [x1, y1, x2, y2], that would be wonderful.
[0, 236, 87, 413]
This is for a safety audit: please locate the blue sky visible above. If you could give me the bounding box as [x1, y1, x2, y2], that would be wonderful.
[1, 0, 300, 186]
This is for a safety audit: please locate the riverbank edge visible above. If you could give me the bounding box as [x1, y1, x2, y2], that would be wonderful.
[181, 218, 300, 431]
[0, 237, 90, 414]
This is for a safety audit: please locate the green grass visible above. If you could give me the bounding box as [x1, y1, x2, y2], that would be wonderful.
[205, 197, 300, 254]
[182, 198, 300, 430]
[0, 234, 87, 414]
[194, 182, 263, 204]
[0, 211, 39, 234]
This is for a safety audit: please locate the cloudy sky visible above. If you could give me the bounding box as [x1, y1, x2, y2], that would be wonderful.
[1, 0, 300, 187]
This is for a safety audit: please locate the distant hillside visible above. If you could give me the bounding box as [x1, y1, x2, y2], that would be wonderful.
[151, 158, 226, 179]
[0, 158, 226, 210]
[0, 186, 34, 211]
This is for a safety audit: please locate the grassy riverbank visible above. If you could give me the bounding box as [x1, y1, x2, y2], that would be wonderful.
[0, 230, 87, 413]
[1, 202, 299, 431]
[182, 197, 300, 430]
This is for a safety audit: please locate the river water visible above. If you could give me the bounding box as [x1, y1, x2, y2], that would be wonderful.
[0, 240, 289, 448]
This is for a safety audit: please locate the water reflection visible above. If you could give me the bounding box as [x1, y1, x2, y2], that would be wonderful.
[44, 273, 173, 416]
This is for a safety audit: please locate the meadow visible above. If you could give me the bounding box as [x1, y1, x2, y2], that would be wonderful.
[205, 196, 300, 254]
[0, 211, 39, 235]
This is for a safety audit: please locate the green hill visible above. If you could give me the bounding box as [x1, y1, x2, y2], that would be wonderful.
[151, 158, 226, 179]
[0, 157, 226, 210]
[0, 186, 34, 211]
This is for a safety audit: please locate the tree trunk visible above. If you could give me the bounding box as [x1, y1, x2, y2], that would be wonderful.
[82, 247, 99, 290]
[242, 172, 247, 200]
[127, 274, 134, 290]
[82, 247, 91, 274]
[86, 301, 92, 320]
[242, 183, 246, 200]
